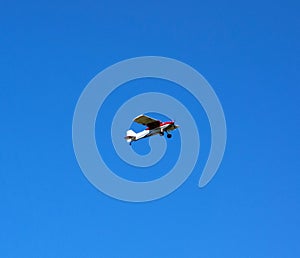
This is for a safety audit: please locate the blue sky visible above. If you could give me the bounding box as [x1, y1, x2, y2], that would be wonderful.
[1, 0, 299, 257]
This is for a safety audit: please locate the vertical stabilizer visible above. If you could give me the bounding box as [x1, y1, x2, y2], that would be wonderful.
[125, 130, 136, 143]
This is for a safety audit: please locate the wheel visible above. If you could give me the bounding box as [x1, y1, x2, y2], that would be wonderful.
[159, 132, 164, 136]
[167, 134, 172, 138]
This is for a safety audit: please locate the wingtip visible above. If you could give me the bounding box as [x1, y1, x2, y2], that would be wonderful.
[133, 114, 144, 121]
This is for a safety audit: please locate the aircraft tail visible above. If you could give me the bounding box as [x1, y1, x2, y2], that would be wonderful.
[124, 130, 137, 143]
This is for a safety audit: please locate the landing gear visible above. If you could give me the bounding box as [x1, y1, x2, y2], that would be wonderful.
[160, 129, 171, 138]
[160, 129, 164, 136]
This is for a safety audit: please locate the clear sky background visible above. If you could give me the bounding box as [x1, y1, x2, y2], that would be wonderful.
[1, 1, 299, 257]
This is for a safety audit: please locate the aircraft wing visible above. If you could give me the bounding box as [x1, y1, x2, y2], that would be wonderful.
[133, 114, 161, 129]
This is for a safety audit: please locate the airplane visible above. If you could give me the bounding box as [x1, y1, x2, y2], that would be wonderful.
[124, 114, 179, 145]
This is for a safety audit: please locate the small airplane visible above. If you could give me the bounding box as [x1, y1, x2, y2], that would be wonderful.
[124, 114, 179, 145]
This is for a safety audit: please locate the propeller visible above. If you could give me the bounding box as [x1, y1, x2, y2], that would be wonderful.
[171, 119, 179, 128]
